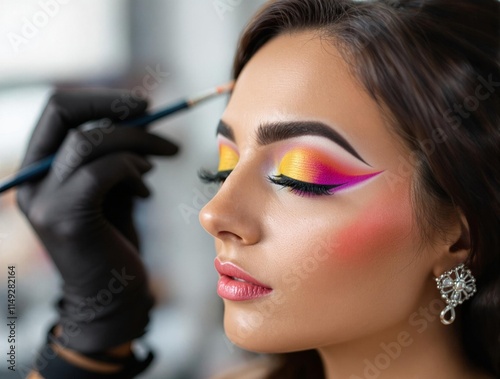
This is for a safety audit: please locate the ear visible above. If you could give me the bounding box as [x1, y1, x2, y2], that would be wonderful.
[431, 210, 471, 277]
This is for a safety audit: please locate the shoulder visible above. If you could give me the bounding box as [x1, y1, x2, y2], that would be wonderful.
[210, 356, 278, 379]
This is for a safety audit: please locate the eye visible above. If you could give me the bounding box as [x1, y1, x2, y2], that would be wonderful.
[267, 174, 341, 197]
[198, 138, 239, 185]
[269, 147, 381, 197]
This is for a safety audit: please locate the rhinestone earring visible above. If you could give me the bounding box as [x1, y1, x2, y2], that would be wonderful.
[435, 263, 476, 325]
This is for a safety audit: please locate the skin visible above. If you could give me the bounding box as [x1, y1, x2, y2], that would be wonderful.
[199, 32, 490, 378]
[29, 31, 490, 379]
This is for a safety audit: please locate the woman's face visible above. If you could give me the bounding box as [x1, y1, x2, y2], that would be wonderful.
[199, 32, 438, 353]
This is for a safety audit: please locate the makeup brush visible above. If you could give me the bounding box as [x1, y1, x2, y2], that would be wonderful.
[0, 81, 234, 194]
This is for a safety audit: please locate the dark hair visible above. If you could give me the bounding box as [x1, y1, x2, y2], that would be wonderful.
[232, 0, 500, 377]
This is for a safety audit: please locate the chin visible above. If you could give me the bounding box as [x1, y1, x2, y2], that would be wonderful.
[222, 311, 318, 354]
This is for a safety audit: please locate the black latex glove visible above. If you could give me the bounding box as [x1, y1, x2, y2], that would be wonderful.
[17, 90, 178, 353]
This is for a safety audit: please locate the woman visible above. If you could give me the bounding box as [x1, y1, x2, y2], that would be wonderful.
[19, 0, 499, 378]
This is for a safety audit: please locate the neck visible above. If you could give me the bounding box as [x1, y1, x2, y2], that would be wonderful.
[317, 304, 485, 379]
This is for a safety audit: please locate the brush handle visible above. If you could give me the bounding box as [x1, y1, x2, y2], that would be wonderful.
[122, 100, 188, 126]
[0, 100, 190, 194]
[0, 156, 55, 193]
[0, 77, 234, 195]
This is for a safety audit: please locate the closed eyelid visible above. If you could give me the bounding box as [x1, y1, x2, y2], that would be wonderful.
[217, 136, 239, 172]
[277, 147, 382, 189]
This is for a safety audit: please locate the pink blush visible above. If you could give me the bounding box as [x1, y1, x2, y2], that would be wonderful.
[331, 187, 415, 264]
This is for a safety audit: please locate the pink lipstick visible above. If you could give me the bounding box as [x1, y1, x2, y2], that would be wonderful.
[214, 258, 272, 301]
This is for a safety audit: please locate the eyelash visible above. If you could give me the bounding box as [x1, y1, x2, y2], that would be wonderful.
[198, 169, 231, 185]
[199, 169, 338, 198]
[267, 175, 339, 197]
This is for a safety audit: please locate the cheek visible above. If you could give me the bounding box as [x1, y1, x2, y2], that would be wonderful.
[333, 190, 416, 266]
[272, 185, 418, 336]
[222, 181, 421, 352]
[265, 179, 417, 290]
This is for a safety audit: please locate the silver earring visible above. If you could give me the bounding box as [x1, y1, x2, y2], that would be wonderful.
[435, 263, 476, 325]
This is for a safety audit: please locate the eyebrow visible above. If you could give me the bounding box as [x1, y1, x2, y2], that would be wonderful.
[216, 120, 368, 164]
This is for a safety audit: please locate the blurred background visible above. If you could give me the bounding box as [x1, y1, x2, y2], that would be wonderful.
[0, 0, 267, 377]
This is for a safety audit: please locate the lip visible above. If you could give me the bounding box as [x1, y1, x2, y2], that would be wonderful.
[214, 258, 273, 301]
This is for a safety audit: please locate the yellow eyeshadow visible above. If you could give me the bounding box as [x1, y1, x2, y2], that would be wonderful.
[277, 147, 382, 188]
[278, 149, 310, 179]
[218, 144, 239, 171]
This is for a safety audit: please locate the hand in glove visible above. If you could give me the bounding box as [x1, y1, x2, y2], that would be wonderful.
[17, 90, 178, 353]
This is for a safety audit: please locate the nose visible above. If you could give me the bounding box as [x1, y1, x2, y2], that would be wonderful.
[199, 166, 262, 245]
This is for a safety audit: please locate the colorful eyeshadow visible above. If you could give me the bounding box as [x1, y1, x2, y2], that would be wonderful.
[277, 148, 382, 190]
[218, 142, 239, 172]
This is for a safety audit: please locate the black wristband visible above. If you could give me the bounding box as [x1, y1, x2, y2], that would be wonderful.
[34, 325, 154, 379]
